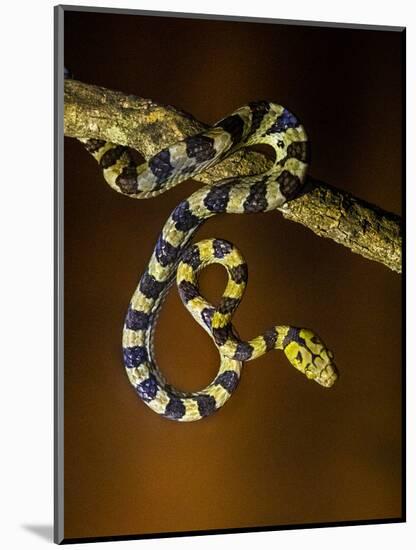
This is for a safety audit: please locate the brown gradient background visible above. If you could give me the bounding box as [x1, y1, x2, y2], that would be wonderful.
[63, 10, 403, 540]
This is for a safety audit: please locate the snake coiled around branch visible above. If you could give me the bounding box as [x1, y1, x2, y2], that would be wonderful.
[80, 100, 338, 421]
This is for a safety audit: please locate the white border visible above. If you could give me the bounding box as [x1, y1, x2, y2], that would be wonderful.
[0, 1, 411, 548]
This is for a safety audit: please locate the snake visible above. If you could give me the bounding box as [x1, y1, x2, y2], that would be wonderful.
[79, 100, 338, 421]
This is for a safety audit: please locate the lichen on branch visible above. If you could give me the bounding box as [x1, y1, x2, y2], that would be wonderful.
[64, 79, 402, 274]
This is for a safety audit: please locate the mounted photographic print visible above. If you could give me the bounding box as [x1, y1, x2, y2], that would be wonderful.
[54, 5, 405, 544]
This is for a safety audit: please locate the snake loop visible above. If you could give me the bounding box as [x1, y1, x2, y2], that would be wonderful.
[81, 101, 338, 421]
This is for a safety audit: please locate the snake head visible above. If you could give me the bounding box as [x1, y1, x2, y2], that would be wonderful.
[283, 328, 338, 388]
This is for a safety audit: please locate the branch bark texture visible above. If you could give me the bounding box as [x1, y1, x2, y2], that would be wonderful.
[64, 79, 402, 274]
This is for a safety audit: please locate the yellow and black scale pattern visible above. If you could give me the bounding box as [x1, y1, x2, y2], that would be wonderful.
[81, 101, 338, 421]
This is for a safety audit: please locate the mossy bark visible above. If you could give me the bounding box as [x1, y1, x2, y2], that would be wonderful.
[64, 79, 402, 274]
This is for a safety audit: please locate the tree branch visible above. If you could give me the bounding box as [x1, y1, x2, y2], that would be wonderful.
[64, 79, 402, 274]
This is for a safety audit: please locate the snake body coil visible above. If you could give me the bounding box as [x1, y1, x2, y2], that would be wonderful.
[82, 101, 338, 421]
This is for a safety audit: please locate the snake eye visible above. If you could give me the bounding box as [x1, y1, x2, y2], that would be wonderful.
[296, 351, 302, 364]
